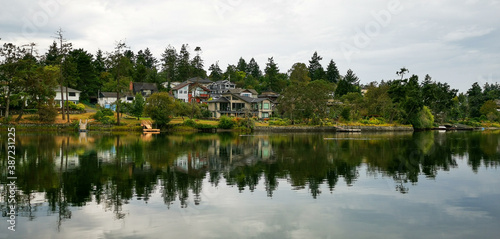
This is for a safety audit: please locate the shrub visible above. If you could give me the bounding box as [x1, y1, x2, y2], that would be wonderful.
[236, 117, 255, 130]
[183, 119, 197, 127]
[38, 104, 58, 123]
[100, 116, 116, 125]
[412, 106, 434, 129]
[144, 92, 176, 127]
[269, 118, 291, 126]
[75, 103, 85, 111]
[218, 116, 235, 129]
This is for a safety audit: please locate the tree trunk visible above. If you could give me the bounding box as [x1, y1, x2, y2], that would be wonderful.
[15, 96, 26, 122]
[116, 77, 120, 125]
[65, 86, 70, 122]
[60, 83, 65, 120]
[5, 82, 11, 121]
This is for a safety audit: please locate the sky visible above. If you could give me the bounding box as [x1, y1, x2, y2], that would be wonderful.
[1, 0, 499, 92]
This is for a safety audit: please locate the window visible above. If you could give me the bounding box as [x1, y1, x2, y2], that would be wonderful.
[69, 92, 76, 97]
[263, 103, 270, 110]
[262, 112, 269, 118]
[127, 97, 134, 101]
[241, 93, 251, 97]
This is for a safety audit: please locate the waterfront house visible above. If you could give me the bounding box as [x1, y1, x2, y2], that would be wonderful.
[55, 87, 81, 107]
[207, 89, 273, 119]
[98, 92, 135, 109]
[171, 82, 211, 103]
[131, 82, 158, 97]
[208, 80, 236, 99]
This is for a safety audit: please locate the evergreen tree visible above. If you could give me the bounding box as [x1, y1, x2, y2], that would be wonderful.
[161, 45, 177, 83]
[43, 41, 59, 66]
[236, 57, 247, 72]
[208, 61, 223, 81]
[325, 59, 340, 83]
[130, 93, 145, 120]
[467, 82, 484, 118]
[246, 58, 262, 79]
[308, 51, 325, 81]
[69, 49, 100, 102]
[190, 46, 206, 78]
[176, 44, 191, 81]
[335, 69, 360, 98]
[265, 57, 281, 92]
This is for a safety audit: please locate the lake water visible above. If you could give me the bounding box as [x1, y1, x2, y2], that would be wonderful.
[1, 131, 500, 239]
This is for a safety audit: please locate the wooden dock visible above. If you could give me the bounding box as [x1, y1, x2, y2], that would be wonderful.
[79, 119, 88, 132]
[141, 120, 160, 133]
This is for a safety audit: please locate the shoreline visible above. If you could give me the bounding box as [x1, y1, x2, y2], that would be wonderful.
[1, 123, 498, 133]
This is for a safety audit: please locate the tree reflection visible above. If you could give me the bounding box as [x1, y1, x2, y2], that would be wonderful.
[1, 130, 499, 226]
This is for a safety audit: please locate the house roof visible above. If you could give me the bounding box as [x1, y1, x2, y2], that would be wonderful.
[133, 82, 158, 92]
[208, 97, 230, 103]
[227, 88, 258, 95]
[234, 94, 266, 103]
[187, 77, 213, 84]
[172, 82, 190, 91]
[188, 83, 210, 92]
[55, 86, 81, 93]
[99, 92, 134, 98]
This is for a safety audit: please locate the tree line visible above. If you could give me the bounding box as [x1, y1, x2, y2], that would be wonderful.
[1, 30, 499, 128]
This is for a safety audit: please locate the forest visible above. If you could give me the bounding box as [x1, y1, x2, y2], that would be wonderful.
[1, 31, 500, 128]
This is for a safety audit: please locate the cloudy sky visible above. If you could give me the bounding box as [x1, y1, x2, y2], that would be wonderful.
[2, 0, 499, 92]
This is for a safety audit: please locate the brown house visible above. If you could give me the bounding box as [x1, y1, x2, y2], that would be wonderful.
[207, 89, 273, 119]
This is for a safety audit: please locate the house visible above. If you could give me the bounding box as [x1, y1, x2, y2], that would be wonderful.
[55, 87, 81, 107]
[131, 82, 158, 97]
[207, 89, 273, 119]
[171, 82, 211, 103]
[496, 99, 500, 112]
[208, 80, 236, 98]
[98, 92, 135, 109]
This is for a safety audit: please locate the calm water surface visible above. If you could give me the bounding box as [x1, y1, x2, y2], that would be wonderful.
[1, 131, 500, 239]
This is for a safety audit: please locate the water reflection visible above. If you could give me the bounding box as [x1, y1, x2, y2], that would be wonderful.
[1, 131, 500, 229]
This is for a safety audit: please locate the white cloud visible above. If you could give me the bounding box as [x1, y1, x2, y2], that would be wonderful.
[1, 0, 499, 92]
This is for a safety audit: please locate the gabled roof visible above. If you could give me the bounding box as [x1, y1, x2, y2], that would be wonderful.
[133, 82, 158, 91]
[227, 88, 258, 95]
[172, 82, 190, 91]
[208, 97, 230, 103]
[55, 87, 81, 93]
[187, 77, 212, 84]
[232, 94, 267, 103]
[188, 83, 210, 92]
[99, 92, 134, 98]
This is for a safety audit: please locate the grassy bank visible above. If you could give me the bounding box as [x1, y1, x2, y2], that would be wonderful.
[2, 112, 498, 132]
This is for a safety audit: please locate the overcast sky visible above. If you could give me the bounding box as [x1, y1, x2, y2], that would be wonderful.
[2, 0, 499, 92]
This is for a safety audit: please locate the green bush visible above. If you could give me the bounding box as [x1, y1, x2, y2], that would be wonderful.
[100, 116, 116, 125]
[183, 119, 197, 127]
[38, 104, 58, 123]
[269, 118, 291, 126]
[75, 103, 85, 111]
[412, 106, 434, 129]
[236, 117, 255, 130]
[218, 116, 235, 129]
[101, 108, 114, 116]
[341, 107, 351, 121]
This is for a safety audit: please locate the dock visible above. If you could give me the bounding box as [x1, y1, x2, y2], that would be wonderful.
[79, 119, 88, 132]
[141, 120, 160, 133]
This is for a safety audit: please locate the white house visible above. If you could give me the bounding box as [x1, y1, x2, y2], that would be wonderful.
[98, 92, 134, 110]
[55, 87, 81, 107]
[171, 82, 190, 102]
